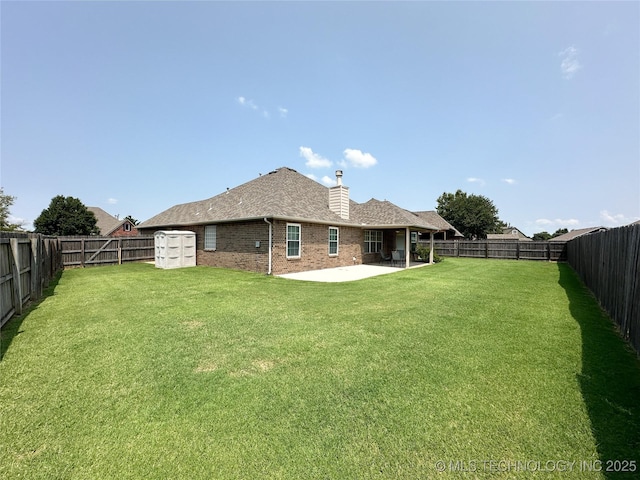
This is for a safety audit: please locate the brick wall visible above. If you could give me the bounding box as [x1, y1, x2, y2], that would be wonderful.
[143, 220, 371, 275]
[193, 221, 270, 273]
[270, 220, 364, 274]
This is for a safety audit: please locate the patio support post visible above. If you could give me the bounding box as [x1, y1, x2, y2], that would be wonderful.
[405, 227, 410, 268]
[430, 231, 434, 264]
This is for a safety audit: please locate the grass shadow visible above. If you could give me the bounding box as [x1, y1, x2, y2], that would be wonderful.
[0, 270, 62, 362]
[557, 263, 640, 478]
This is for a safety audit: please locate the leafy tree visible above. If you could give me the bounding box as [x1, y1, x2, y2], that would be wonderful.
[533, 231, 552, 241]
[34, 196, 99, 236]
[124, 215, 139, 226]
[436, 189, 502, 239]
[552, 228, 568, 238]
[0, 188, 22, 231]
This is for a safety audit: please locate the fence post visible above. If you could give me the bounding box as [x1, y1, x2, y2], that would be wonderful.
[9, 238, 23, 316]
[30, 236, 42, 300]
[81, 238, 85, 268]
[516, 241, 520, 260]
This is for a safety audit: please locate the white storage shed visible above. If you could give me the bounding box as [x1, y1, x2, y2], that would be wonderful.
[154, 231, 196, 269]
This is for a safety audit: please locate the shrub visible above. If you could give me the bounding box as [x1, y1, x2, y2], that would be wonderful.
[415, 245, 443, 263]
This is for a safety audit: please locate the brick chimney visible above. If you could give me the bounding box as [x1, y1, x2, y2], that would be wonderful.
[329, 170, 349, 219]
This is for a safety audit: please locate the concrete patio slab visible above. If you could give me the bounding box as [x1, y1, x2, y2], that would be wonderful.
[277, 263, 429, 282]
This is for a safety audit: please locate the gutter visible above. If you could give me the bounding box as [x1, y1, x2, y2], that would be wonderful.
[263, 218, 273, 275]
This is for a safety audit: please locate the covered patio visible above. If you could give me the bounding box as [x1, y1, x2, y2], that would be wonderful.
[352, 199, 440, 269]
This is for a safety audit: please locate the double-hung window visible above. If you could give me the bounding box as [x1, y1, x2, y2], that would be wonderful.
[287, 223, 301, 258]
[364, 230, 383, 253]
[204, 225, 217, 250]
[328, 227, 339, 256]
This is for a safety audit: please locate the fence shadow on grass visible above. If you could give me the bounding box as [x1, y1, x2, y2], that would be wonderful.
[557, 263, 640, 478]
[0, 270, 62, 362]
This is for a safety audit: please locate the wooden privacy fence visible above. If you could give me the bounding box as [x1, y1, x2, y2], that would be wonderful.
[1, 233, 62, 328]
[60, 236, 155, 267]
[427, 240, 567, 262]
[567, 224, 640, 355]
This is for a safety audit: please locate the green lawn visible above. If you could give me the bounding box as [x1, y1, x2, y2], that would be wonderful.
[1, 258, 639, 479]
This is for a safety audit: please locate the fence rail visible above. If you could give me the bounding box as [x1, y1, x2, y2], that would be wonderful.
[427, 240, 567, 262]
[60, 236, 155, 267]
[1, 233, 62, 328]
[567, 224, 640, 355]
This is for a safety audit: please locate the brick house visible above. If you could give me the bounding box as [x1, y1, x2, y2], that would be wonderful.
[138, 167, 439, 275]
[88, 207, 140, 237]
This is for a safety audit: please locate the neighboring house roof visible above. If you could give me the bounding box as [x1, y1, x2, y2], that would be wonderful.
[551, 227, 608, 242]
[487, 227, 532, 241]
[139, 167, 439, 231]
[88, 207, 133, 235]
[413, 211, 464, 237]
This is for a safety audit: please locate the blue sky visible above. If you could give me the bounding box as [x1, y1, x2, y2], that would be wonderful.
[2, 1, 638, 236]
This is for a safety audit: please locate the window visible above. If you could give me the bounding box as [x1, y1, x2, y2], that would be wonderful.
[204, 225, 217, 250]
[287, 223, 301, 258]
[364, 230, 383, 253]
[123, 223, 131, 232]
[328, 227, 339, 256]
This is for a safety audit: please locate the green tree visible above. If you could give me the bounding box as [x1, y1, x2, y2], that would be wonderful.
[0, 188, 22, 231]
[436, 189, 503, 239]
[124, 215, 139, 226]
[34, 196, 99, 236]
[533, 231, 552, 241]
[552, 228, 568, 238]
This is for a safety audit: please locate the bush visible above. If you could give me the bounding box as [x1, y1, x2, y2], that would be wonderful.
[415, 245, 443, 263]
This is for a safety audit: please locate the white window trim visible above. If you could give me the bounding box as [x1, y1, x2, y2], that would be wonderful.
[328, 226, 339, 256]
[364, 230, 383, 254]
[204, 225, 217, 251]
[286, 223, 301, 259]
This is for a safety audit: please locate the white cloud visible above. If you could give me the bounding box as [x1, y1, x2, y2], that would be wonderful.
[600, 210, 638, 226]
[535, 218, 580, 228]
[305, 173, 318, 181]
[278, 107, 288, 118]
[343, 148, 377, 168]
[107, 198, 118, 205]
[321, 175, 336, 187]
[467, 177, 486, 186]
[237, 96, 258, 110]
[299, 146, 332, 168]
[502, 178, 517, 185]
[559, 46, 582, 79]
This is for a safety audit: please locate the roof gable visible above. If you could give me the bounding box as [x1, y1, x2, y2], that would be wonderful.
[139, 167, 351, 229]
[88, 207, 128, 235]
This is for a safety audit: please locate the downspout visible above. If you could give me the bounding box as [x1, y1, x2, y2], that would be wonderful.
[263, 218, 273, 275]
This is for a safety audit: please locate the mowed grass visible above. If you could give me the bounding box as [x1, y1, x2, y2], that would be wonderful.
[1, 258, 639, 479]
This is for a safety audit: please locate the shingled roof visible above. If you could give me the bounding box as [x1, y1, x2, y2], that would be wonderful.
[413, 210, 464, 237]
[88, 207, 128, 235]
[550, 226, 608, 242]
[139, 167, 439, 231]
[351, 199, 438, 230]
